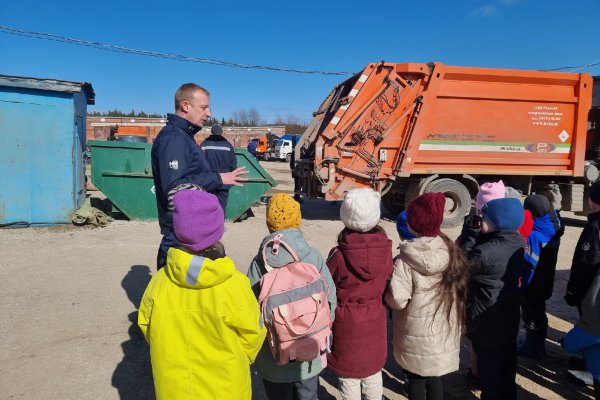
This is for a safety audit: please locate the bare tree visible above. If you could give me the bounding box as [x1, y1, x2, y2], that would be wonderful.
[231, 106, 262, 126]
[273, 114, 309, 134]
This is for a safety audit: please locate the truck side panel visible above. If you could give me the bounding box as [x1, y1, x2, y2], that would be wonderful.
[299, 62, 593, 201]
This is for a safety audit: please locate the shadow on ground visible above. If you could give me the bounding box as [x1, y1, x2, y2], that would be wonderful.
[111, 265, 155, 400]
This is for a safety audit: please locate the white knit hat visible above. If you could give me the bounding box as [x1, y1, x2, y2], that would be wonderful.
[340, 188, 381, 232]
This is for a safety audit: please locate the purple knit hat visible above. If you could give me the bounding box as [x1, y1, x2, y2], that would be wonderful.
[173, 190, 224, 252]
[475, 180, 506, 211]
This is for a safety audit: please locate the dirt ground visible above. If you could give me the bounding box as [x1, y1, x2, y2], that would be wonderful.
[0, 161, 596, 399]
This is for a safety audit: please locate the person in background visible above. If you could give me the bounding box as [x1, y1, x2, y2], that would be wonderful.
[326, 188, 393, 400]
[386, 192, 470, 400]
[138, 190, 265, 400]
[461, 197, 524, 400]
[290, 143, 302, 202]
[151, 83, 248, 269]
[247, 138, 259, 160]
[247, 194, 337, 400]
[200, 124, 237, 213]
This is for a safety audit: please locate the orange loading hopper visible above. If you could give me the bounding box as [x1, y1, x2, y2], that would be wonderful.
[296, 62, 594, 225]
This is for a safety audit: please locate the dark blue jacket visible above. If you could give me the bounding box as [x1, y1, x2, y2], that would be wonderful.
[247, 140, 258, 157]
[151, 114, 222, 234]
[200, 135, 237, 174]
[200, 135, 237, 211]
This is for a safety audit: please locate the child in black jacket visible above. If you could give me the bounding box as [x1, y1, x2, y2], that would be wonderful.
[461, 198, 525, 400]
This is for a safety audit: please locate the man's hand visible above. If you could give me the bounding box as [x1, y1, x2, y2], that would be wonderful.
[221, 166, 249, 186]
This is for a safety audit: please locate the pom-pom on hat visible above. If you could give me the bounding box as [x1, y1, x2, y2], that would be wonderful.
[266, 193, 301, 232]
[340, 188, 381, 232]
[173, 190, 224, 252]
[406, 192, 445, 237]
[476, 180, 506, 210]
[481, 197, 524, 231]
[524, 194, 551, 218]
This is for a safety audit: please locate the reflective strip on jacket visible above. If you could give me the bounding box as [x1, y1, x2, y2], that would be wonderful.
[138, 247, 266, 400]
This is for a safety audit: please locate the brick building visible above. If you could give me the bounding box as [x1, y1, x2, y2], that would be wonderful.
[86, 116, 286, 147]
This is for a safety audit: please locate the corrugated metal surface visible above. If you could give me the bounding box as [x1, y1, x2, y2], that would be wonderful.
[0, 75, 93, 225]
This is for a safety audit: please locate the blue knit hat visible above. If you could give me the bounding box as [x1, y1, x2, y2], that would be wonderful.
[481, 197, 524, 231]
[396, 210, 415, 240]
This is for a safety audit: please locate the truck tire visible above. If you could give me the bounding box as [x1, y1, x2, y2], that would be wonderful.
[285, 154, 292, 163]
[424, 178, 471, 228]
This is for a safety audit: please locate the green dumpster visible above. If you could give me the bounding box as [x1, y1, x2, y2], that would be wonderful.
[89, 141, 277, 221]
[89, 140, 157, 220]
[227, 149, 277, 221]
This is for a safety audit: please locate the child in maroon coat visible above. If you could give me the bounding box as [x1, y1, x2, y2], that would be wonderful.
[326, 188, 394, 400]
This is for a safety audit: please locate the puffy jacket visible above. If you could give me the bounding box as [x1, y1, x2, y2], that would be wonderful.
[566, 211, 600, 309]
[247, 228, 337, 383]
[326, 230, 393, 378]
[200, 134, 237, 210]
[151, 114, 222, 234]
[138, 247, 265, 400]
[385, 236, 461, 377]
[463, 230, 524, 349]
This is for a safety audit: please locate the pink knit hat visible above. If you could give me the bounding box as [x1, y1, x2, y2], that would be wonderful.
[475, 180, 505, 211]
[173, 190, 224, 252]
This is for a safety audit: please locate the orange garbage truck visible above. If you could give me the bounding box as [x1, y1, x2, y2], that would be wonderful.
[295, 61, 597, 225]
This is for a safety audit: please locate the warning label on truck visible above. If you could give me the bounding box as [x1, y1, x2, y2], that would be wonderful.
[529, 105, 563, 127]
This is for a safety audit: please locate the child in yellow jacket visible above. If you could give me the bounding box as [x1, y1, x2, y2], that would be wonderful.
[138, 189, 266, 400]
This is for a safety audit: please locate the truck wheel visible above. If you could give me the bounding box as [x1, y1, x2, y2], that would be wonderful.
[285, 154, 292, 163]
[424, 178, 471, 228]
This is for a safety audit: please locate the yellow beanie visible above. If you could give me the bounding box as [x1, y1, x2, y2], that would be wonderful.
[266, 193, 301, 232]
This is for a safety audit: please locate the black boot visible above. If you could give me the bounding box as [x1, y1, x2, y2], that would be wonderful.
[517, 326, 546, 360]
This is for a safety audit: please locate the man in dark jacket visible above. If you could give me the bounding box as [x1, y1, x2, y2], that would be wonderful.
[151, 83, 247, 269]
[461, 198, 525, 400]
[200, 124, 237, 213]
[247, 138, 258, 160]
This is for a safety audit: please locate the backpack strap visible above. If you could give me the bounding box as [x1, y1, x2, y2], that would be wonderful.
[262, 233, 301, 272]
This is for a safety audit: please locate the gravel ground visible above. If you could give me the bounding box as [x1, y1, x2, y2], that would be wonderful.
[0, 161, 595, 399]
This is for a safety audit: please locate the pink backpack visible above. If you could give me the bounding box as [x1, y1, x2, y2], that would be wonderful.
[258, 233, 332, 366]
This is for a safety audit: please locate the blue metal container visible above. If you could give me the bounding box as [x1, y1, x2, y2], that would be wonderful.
[0, 75, 95, 225]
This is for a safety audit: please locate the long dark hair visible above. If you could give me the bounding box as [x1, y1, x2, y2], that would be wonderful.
[430, 234, 470, 334]
[337, 225, 386, 244]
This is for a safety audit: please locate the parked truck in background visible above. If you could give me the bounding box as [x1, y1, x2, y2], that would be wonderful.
[256, 132, 280, 161]
[295, 61, 598, 226]
[273, 134, 301, 163]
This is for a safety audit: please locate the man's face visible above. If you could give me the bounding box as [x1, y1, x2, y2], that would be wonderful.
[181, 90, 211, 126]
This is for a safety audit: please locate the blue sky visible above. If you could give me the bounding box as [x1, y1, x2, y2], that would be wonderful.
[1, 0, 598, 123]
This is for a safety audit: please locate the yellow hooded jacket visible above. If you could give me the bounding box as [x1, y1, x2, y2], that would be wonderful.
[138, 247, 266, 400]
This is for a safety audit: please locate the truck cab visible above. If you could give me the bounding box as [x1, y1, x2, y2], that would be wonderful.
[274, 134, 300, 163]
